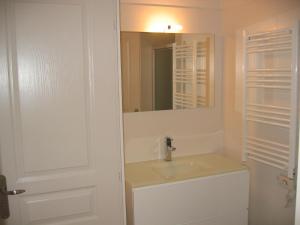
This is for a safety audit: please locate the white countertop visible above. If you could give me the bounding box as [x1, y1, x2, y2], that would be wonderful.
[125, 153, 248, 188]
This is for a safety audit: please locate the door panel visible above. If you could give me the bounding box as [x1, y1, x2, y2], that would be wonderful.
[0, 0, 124, 225]
[15, 2, 89, 174]
[20, 188, 96, 224]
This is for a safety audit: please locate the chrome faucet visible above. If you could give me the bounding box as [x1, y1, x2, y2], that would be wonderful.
[165, 137, 176, 161]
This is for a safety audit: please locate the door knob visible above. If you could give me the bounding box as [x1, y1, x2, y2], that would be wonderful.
[1, 188, 26, 195]
[0, 175, 26, 219]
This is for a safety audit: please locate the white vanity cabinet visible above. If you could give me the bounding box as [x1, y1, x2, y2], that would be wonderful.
[125, 154, 249, 225]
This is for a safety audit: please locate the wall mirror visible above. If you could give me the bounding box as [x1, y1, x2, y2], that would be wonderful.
[120, 32, 215, 113]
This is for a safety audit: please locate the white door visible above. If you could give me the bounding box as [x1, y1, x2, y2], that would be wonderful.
[0, 0, 125, 225]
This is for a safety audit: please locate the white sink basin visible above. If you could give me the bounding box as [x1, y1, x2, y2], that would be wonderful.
[151, 159, 212, 179]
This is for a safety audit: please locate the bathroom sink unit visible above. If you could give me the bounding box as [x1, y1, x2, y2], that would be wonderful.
[125, 153, 249, 225]
[151, 160, 203, 179]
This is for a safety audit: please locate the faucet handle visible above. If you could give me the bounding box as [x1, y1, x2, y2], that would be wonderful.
[165, 136, 173, 144]
[164, 137, 176, 161]
[165, 136, 175, 151]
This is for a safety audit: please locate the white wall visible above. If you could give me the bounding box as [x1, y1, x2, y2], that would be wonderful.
[120, 3, 222, 33]
[222, 1, 300, 224]
[120, 2, 224, 163]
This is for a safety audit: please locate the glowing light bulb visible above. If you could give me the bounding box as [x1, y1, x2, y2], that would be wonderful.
[165, 24, 183, 32]
[146, 14, 183, 33]
[148, 23, 183, 33]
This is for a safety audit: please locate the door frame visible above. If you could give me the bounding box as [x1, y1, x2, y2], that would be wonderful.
[116, 0, 127, 224]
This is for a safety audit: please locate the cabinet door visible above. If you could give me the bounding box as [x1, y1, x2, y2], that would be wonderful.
[132, 172, 249, 225]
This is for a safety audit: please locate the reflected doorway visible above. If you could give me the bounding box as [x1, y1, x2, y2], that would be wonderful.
[153, 47, 173, 111]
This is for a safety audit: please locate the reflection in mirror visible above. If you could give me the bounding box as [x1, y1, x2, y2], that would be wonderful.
[120, 32, 214, 113]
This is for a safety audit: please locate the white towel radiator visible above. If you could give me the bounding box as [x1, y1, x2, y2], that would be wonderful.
[242, 23, 299, 178]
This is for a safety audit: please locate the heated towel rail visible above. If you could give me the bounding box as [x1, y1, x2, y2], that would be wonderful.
[172, 37, 212, 109]
[242, 24, 299, 178]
